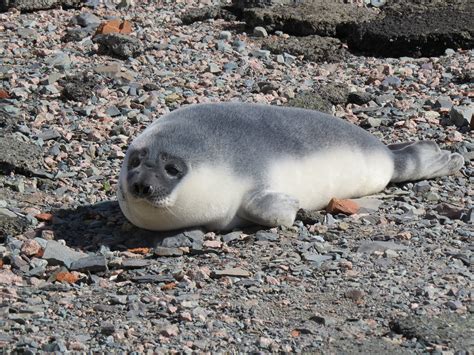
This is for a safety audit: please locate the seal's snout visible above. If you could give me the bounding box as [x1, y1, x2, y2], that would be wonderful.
[131, 182, 154, 198]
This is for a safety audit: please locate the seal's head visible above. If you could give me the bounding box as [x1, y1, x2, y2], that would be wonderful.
[124, 145, 188, 208]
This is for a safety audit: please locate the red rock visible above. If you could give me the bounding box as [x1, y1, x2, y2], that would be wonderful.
[290, 329, 300, 337]
[127, 247, 150, 255]
[161, 282, 177, 291]
[55, 271, 79, 284]
[35, 213, 54, 222]
[0, 89, 10, 99]
[326, 198, 359, 215]
[95, 19, 132, 35]
[20, 239, 42, 257]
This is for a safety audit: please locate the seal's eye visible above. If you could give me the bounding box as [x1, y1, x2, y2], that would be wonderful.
[165, 164, 180, 177]
[130, 157, 140, 168]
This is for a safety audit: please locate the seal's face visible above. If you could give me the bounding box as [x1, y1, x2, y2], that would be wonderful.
[125, 146, 188, 208]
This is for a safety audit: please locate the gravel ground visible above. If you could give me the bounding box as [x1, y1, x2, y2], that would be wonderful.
[0, 0, 473, 353]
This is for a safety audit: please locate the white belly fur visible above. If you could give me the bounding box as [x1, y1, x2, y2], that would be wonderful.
[119, 164, 252, 231]
[119, 150, 394, 231]
[267, 149, 394, 210]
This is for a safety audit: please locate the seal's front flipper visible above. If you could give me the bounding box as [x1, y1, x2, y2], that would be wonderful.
[389, 141, 464, 183]
[239, 190, 299, 228]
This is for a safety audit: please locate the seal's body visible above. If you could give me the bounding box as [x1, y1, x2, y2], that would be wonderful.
[118, 103, 464, 231]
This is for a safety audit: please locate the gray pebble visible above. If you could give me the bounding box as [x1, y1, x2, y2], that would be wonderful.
[219, 31, 232, 41]
[448, 106, 473, 127]
[106, 105, 121, 117]
[70, 255, 107, 272]
[253, 26, 268, 38]
[251, 49, 270, 59]
[208, 63, 221, 73]
[45, 52, 71, 70]
[256, 231, 278, 242]
[42, 240, 87, 268]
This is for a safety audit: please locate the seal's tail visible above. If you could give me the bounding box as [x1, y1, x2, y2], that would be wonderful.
[389, 141, 464, 183]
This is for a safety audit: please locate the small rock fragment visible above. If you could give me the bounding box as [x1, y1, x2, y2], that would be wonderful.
[219, 31, 232, 40]
[448, 106, 473, 128]
[95, 19, 132, 35]
[70, 255, 107, 272]
[253, 26, 268, 37]
[345, 289, 365, 302]
[348, 91, 372, 105]
[222, 231, 241, 243]
[357, 241, 408, 253]
[55, 271, 79, 284]
[94, 34, 143, 59]
[42, 240, 87, 268]
[326, 198, 359, 215]
[435, 203, 464, 219]
[20, 240, 42, 257]
[255, 231, 278, 242]
[208, 63, 221, 73]
[212, 268, 251, 278]
[154, 247, 183, 257]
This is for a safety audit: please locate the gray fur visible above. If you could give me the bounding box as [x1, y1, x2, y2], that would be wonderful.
[389, 141, 465, 182]
[136, 102, 387, 181]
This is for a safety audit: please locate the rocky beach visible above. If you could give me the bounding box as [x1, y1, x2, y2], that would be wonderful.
[0, 0, 473, 353]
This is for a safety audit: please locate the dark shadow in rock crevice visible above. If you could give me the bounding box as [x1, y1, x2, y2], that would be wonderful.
[340, 6, 474, 58]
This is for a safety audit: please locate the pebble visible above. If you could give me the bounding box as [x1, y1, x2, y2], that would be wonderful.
[212, 268, 251, 278]
[253, 26, 268, 38]
[414, 181, 431, 193]
[302, 253, 332, 266]
[93, 34, 143, 58]
[381, 76, 401, 88]
[434, 96, 453, 110]
[426, 192, 440, 202]
[208, 63, 221, 73]
[219, 31, 232, 41]
[251, 49, 271, 59]
[106, 105, 121, 117]
[232, 40, 246, 52]
[70, 255, 107, 272]
[222, 231, 242, 243]
[45, 52, 71, 69]
[255, 231, 278, 242]
[357, 241, 408, 254]
[74, 13, 101, 27]
[348, 91, 372, 105]
[449, 106, 473, 127]
[41, 240, 87, 268]
[154, 247, 184, 257]
[20, 240, 42, 257]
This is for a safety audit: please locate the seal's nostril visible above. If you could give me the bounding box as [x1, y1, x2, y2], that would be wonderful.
[142, 185, 152, 196]
[132, 183, 153, 197]
[132, 183, 140, 195]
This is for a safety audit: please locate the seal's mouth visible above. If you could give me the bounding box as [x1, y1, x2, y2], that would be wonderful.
[145, 195, 174, 209]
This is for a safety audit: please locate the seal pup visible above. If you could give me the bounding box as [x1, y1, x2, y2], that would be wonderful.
[118, 103, 464, 231]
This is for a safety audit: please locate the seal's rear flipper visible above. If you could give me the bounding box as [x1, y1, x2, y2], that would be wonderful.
[389, 141, 464, 183]
[239, 190, 299, 227]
